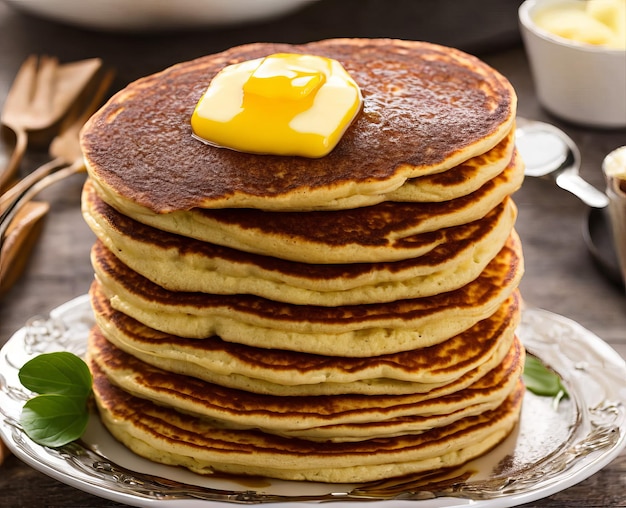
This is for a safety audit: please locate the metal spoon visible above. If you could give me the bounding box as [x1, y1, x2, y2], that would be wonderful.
[515, 117, 609, 208]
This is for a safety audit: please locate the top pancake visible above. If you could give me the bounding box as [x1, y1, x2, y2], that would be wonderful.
[81, 38, 517, 213]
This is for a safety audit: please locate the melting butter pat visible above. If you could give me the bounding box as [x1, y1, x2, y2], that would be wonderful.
[191, 53, 362, 158]
[534, 0, 626, 49]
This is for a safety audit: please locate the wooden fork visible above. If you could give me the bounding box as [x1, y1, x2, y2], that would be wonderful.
[0, 67, 114, 229]
[0, 68, 115, 215]
[0, 55, 103, 192]
[0, 68, 114, 295]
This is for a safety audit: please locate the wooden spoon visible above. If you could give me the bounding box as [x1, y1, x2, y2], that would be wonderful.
[0, 200, 49, 298]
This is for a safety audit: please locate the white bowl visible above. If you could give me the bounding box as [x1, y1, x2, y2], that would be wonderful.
[3, 0, 318, 32]
[519, 0, 626, 128]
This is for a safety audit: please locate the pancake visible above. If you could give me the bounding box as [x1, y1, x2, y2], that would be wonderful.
[80, 37, 526, 485]
[88, 328, 523, 441]
[386, 129, 516, 202]
[91, 231, 523, 356]
[90, 149, 523, 265]
[81, 38, 517, 214]
[90, 356, 525, 483]
[83, 180, 517, 305]
[90, 285, 520, 395]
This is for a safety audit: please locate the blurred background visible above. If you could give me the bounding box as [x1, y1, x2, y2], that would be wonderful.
[0, 0, 525, 97]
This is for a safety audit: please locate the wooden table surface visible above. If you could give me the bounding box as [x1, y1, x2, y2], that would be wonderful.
[0, 1, 624, 506]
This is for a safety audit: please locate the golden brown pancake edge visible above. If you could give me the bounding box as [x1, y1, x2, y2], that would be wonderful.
[81, 38, 517, 213]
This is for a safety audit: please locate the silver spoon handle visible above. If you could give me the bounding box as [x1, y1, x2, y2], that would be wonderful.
[555, 170, 609, 208]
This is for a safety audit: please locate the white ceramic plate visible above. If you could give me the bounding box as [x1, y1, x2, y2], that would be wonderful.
[3, 0, 318, 32]
[1, 295, 625, 507]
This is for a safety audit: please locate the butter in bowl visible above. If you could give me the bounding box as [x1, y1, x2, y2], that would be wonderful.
[518, 0, 626, 128]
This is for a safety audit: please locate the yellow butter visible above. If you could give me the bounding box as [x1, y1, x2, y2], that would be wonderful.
[534, 0, 626, 49]
[243, 54, 326, 100]
[191, 53, 362, 158]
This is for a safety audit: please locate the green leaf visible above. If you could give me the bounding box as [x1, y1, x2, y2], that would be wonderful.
[523, 355, 569, 399]
[19, 352, 92, 398]
[18, 352, 93, 447]
[20, 394, 89, 447]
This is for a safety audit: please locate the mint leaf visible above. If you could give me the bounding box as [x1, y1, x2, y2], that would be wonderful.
[523, 355, 569, 400]
[19, 352, 92, 398]
[20, 393, 90, 447]
[18, 352, 93, 447]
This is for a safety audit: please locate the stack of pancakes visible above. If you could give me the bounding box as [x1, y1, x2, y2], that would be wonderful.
[80, 38, 525, 484]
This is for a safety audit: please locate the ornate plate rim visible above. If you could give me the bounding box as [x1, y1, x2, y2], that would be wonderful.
[1, 295, 625, 507]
